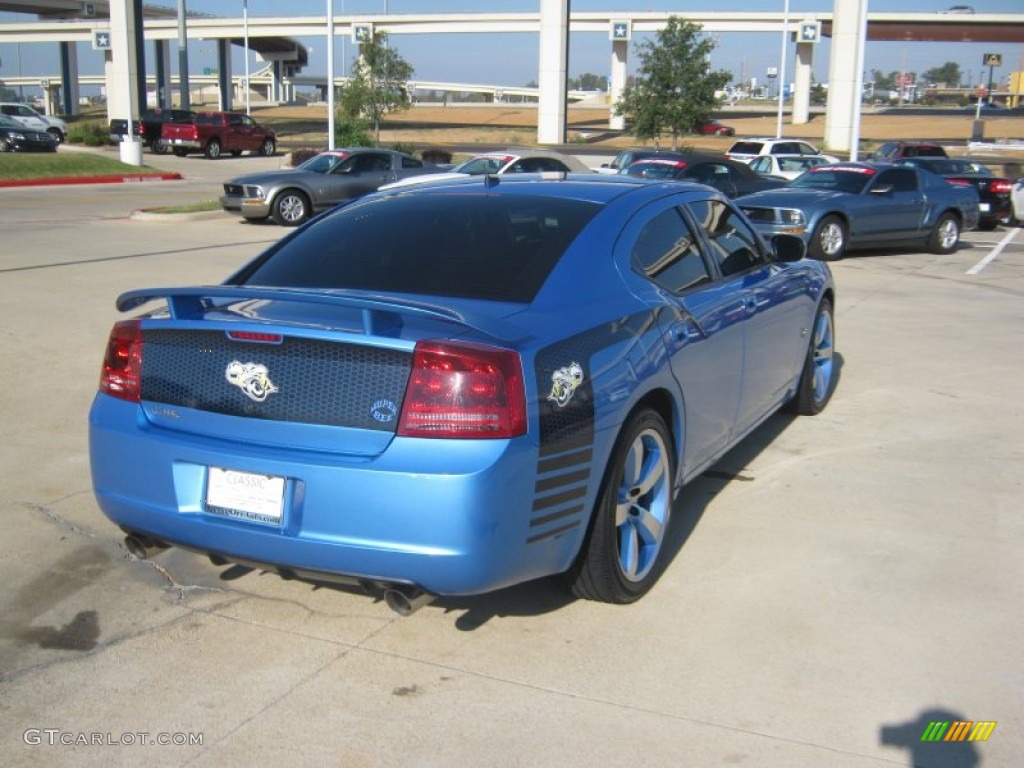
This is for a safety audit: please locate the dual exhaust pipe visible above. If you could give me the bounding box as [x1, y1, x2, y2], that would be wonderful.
[124, 533, 434, 616]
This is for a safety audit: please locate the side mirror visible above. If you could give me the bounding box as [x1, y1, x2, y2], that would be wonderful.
[772, 234, 806, 263]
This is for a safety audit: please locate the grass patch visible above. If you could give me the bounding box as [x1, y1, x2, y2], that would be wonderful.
[0, 152, 167, 181]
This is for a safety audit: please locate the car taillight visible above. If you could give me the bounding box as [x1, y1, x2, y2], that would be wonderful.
[99, 319, 143, 402]
[398, 341, 526, 439]
[990, 179, 1012, 194]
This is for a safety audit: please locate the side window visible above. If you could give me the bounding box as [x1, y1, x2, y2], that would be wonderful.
[401, 156, 423, 169]
[876, 142, 895, 159]
[876, 168, 918, 192]
[796, 142, 818, 155]
[631, 207, 711, 294]
[687, 199, 766, 277]
[750, 157, 769, 174]
[228, 114, 243, 127]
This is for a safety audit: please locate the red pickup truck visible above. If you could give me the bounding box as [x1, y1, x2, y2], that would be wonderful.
[161, 111, 277, 159]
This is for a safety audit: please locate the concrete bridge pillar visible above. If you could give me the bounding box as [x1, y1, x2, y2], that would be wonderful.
[824, 0, 868, 156]
[792, 42, 814, 125]
[218, 38, 233, 111]
[609, 37, 628, 131]
[59, 41, 80, 116]
[537, 0, 569, 145]
[154, 40, 172, 108]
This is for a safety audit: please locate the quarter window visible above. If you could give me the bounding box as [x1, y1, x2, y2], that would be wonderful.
[631, 208, 711, 294]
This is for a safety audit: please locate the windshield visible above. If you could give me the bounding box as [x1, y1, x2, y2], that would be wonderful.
[297, 153, 348, 174]
[789, 167, 875, 194]
[452, 156, 511, 175]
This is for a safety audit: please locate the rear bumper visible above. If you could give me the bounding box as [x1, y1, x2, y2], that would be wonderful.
[167, 138, 202, 149]
[89, 395, 585, 596]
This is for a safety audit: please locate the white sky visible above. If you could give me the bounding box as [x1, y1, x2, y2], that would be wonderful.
[1, 1, 1022, 93]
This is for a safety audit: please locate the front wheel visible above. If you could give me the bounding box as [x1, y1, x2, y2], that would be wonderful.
[0, 138, 12, 152]
[789, 298, 837, 415]
[809, 215, 847, 261]
[271, 189, 311, 227]
[928, 212, 960, 254]
[48, 127, 64, 143]
[204, 139, 222, 159]
[564, 409, 674, 604]
[259, 137, 276, 156]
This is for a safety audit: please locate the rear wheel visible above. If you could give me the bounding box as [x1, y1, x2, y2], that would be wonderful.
[151, 138, 168, 155]
[564, 409, 674, 604]
[788, 298, 837, 416]
[928, 212, 960, 254]
[808, 215, 847, 261]
[204, 139, 222, 159]
[271, 189, 311, 227]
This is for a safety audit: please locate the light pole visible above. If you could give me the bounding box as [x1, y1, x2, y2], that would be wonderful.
[177, 0, 190, 110]
[775, 0, 789, 139]
[243, 0, 250, 115]
[327, 0, 335, 149]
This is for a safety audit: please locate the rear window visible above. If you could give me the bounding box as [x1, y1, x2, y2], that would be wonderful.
[196, 113, 223, 125]
[728, 142, 764, 155]
[237, 192, 600, 303]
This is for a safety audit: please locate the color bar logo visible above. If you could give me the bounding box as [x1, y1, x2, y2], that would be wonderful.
[921, 721, 997, 742]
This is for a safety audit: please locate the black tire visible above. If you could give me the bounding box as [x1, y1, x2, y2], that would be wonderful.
[788, 298, 837, 416]
[564, 409, 675, 604]
[151, 138, 168, 155]
[204, 139, 222, 159]
[271, 189, 311, 227]
[47, 127, 64, 143]
[928, 212, 960, 254]
[259, 137, 276, 157]
[808, 215, 847, 261]
[0, 138, 12, 152]
[172, 147, 188, 157]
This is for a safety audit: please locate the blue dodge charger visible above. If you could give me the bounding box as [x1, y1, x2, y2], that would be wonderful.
[89, 175, 836, 611]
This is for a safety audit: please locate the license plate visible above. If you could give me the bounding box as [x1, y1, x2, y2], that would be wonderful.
[979, 202, 991, 212]
[205, 467, 285, 525]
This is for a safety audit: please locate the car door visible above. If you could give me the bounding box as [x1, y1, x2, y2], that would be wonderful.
[684, 198, 812, 433]
[864, 167, 928, 238]
[323, 152, 397, 205]
[625, 203, 744, 472]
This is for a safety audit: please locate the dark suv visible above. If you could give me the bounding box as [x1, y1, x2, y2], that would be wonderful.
[108, 108, 196, 154]
[868, 142, 948, 162]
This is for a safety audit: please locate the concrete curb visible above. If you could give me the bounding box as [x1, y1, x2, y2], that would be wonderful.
[130, 208, 227, 222]
[0, 173, 183, 188]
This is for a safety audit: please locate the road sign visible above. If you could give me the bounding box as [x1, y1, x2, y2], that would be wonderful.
[610, 20, 631, 41]
[92, 30, 110, 50]
[798, 21, 821, 44]
[353, 24, 373, 44]
[983, 53, 1002, 67]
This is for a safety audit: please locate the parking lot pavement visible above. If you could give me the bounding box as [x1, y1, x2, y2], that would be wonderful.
[1, 181, 1022, 767]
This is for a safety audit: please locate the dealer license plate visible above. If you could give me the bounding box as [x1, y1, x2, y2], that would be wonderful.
[205, 467, 285, 525]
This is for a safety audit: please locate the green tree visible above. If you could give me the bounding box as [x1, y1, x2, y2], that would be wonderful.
[922, 61, 962, 87]
[337, 31, 414, 145]
[614, 17, 731, 149]
[570, 72, 608, 91]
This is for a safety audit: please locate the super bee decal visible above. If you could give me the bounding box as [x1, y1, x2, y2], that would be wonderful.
[225, 360, 279, 403]
[547, 362, 584, 408]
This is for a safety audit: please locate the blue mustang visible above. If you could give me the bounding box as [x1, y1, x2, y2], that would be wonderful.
[89, 175, 836, 611]
[737, 162, 980, 260]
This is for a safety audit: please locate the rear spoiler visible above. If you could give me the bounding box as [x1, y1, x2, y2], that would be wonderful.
[116, 285, 529, 344]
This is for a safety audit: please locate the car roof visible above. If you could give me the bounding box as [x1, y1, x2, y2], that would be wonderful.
[375, 172, 658, 205]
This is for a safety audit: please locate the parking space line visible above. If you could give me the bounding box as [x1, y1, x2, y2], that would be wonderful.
[966, 228, 1019, 275]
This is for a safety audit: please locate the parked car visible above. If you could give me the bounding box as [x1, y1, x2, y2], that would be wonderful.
[162, 111, 276, 159]
[725, 138, 835, 164]
[620, 152, 787, 198]
[1011, 176, 1024, 225]
[749, 153, 835, 180]
[693, 119, 735, 136]
[0, 102, 66, 142]
[898, 157, 1012, 230]
[0, 114, 59, 152]
[737, 162, 980, 260]
[597, 148, 690, 174]
[89, 174, 837, 610]
[221, 148, 437, 226]
[380, 148, 593, 190]
[867, 141, 948, 162]
[108, 108, 197, 154]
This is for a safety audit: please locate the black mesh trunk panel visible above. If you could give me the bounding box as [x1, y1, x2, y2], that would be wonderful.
[140, 330, 411, 431]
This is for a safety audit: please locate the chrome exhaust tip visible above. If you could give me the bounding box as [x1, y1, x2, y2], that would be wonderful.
[383, 587, 435, 616]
